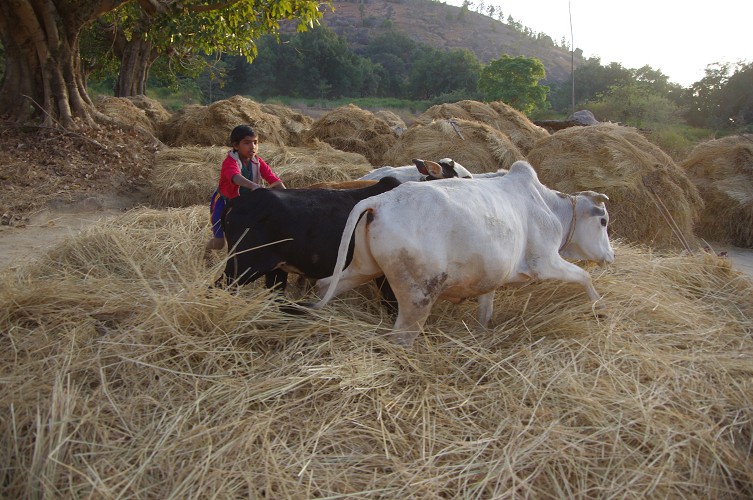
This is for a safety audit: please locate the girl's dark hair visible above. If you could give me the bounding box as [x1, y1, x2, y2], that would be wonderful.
[230, 125, 256, 145]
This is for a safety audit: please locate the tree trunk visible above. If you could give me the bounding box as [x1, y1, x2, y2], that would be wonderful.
[113, 35, 159, 97]
[0, 0, 127, 128]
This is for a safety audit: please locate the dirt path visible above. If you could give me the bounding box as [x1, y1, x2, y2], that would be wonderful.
[0, 193, 148, 273]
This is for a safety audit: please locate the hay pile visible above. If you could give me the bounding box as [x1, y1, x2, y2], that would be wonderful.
[680, 134, 753, 247]
[149, 141, 373, 207]
[374, 109, 408, 134]
[262, 141, 373, 188]
[149, 146, 227, 207]
[126, 95, 172, 126]
[304, 104, 398, 166]
[527, 123, 703, 249]
[159, 95, 290, 147]
[259, 103, 314, 146]
[383, 118, 525, 173]
[1, 207, 753, 498]
[95, 95, 161, 135]
[416, 100, 549, 154]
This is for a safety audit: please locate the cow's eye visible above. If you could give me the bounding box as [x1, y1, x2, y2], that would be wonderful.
[600, 218, 607, 227]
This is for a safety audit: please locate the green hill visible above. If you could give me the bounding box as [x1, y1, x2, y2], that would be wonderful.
[314, 0, 583, 83]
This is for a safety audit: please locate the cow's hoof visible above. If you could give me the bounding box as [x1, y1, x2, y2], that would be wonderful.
[276, 301, 312, 316]
[212, 276, 228, 289]
[389, 333, 417, 348]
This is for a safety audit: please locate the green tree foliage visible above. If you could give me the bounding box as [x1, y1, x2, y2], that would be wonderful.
[548, 58, 633, 113]
[361, 30, 421, 97]
[237, 26, 482, 101]
[82, 0, 328, 97]
[239, 26, 385, 99]
[478, 55, 548, 114]
[408, 48, 481, 100]
[684, 62, 753, 130]
[718, 63, 753, 129]
[586, 84, 682, 128]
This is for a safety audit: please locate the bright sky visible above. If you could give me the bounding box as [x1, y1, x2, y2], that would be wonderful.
[443, 0, 751, 87]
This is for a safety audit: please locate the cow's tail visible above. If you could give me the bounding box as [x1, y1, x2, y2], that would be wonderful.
[314, 198, 374, 309]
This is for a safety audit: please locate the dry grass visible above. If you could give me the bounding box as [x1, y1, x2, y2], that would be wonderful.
[159, 96, 292, 147]
[384, 118, 525, 173]
[416, 100, 549, 154]
[259, 103, 314, 147]
[304, 104, 399, 166]
[148, 142, 374, 208]
[1, 207, 752, 498]
[527, 123, 704, 250]
[149, 146, 227, 208]
[95, 95, 164, 136]
[680, 134, 753, 248]
[254, 141, 373, 188]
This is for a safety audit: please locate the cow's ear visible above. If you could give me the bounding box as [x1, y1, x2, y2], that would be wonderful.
[422, 160, 444, 179]
[412, 158, 429, 175]
[577, 191, 609, 205]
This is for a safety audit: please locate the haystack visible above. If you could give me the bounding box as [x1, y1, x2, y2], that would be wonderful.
[2, 206, 753, 498]
[303, 104, 398, 166]
[416, 100, 549, 154]
[95, 95, 159, 135]
[149, 146, 227, 207]
[126, 95, 172, 125]
[262, 141, 373, 188]
[527, 123, 703, 249]
[374, 109, 407, 134]
[383, 118, 525, 173]
[259, 103, 314, 146]
[159, 95, 289, 147]
[149, 141, 374, 207]
[680, 134, 753, 248]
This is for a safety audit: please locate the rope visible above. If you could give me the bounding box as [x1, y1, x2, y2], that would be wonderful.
[559, 195, 578, 252]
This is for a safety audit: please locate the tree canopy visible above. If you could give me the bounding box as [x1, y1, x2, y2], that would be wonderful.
[478, 54, 548, 114]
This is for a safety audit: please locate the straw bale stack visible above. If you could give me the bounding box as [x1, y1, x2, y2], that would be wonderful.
[374, 109, 407, 134]
[149, 141, 373, 207]
[159, 95, 289, 147]
[1, 206, 753, 498]
[262, 141, 374, 188]
[126, 94, 172, 125]
[527, 123, 703, 249]
[383, 118, 525, 173]
[680, 134, 753, 247]
[416, 100, 549, 154]
[149, 146, 226, 207]
[303, 104, 398, 166]
[259, 103, 314, 146]
[95, 95, 160, 135]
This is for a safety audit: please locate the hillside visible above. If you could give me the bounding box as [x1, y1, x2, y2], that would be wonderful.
[315, 0, 583, 83]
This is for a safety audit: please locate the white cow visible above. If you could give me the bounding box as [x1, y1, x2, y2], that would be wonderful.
[315, 160, 614, 346]
[359, 158, 473, 182]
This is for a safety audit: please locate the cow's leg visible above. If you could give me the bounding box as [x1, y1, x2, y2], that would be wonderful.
[390, 299, 433, 347]
[315, 268, 378, 300]
[534, 256, 602, 304]
[265, 269, 288, 293]
[476, 291, 495, 328]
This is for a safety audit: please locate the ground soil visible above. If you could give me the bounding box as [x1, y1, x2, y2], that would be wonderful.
[0, 121, 157, 272]
[1, 121, 752, 278]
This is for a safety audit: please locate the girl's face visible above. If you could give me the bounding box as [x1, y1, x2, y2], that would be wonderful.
[234, 135, 258, 163]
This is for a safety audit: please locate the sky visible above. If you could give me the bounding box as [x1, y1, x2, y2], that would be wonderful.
[443, 0, 751, 87]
